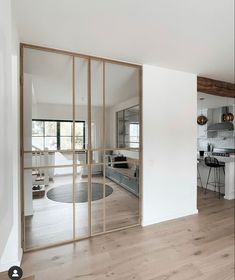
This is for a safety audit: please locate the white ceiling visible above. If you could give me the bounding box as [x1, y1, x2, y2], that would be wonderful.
[13, 0, 234, 83]
[24, 48, 139, 106]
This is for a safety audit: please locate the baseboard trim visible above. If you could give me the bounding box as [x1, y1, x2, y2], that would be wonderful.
[142, 208, 198, 227]
[224, 192, 235, 200]
[0, 248, 23, 273]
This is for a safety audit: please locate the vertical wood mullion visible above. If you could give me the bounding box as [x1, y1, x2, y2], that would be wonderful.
[88, 59, 92, 236]
[139, 66, 143, 225]
[72, 56, 76, 240]
[103, 61, 106, 233]
[20, 44, 26, 251]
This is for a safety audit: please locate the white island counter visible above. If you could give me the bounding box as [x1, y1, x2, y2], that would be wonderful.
[198, 155, 235, 200]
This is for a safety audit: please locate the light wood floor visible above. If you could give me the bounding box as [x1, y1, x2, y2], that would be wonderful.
[25, 174, 139, 249]
[1, 188, 234, 280]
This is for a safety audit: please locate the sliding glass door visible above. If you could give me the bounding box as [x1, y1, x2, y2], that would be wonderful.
[22, 48, 74, 249]
[21, 45, 142, 251]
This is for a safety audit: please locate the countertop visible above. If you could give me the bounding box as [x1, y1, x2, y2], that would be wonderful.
[198, 155, 235, 163]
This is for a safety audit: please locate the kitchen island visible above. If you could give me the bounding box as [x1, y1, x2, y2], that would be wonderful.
[197, 155, 235, 200]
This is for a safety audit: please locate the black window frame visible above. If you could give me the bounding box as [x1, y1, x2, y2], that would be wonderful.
[32, 119, 86, 150]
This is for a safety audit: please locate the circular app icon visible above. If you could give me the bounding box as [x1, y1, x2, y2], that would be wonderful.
[8, 266, 23, 280]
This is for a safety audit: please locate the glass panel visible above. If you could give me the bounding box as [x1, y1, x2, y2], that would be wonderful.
[23, 48, 73, 153]
[60, 122, 72, 136]
[45, 137, 57, 150]
[91, 60, 103, 150]
[45, 121, 57, 136]
[24, 151, 74, 168]
[75, 165, 89, 239]
[75, 122, 84, 137]
[75, 151, 88, 166]
[91, 164, 107, 234]
[60, 137, 72, 150]
[75, 57, 88, 150]
[91, 150, 103, 164]
[129, 123, 139, 148]
[105, 63, 140, 150]
[74, 57, 89, 239]
[32, 137, 43, 150]
[75, 122, 85, 149]
[24, 167, 73, 249]
[116, 111, 124, 148]
[75, 137, 84, 149]
[105, 163, 139, 231]
[104, 150, 139, 166]
[104, 63, 140, 231]
[116, 105, 140, 149]
[32, 121, 43, 136]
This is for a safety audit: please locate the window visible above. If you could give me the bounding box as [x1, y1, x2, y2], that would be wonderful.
[75, 122, 85, 150]
[116, 105, 140, 148]
[60, 122, 72, 150]
[32, 120, 85, 150]
[45, 121, 57, 150]
[129, 123, 139, 148]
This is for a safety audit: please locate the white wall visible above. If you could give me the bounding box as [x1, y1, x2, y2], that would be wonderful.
[142, 64, 198, 226]
[0, 0, 22, 272]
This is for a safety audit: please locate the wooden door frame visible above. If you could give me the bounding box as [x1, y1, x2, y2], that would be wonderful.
[20, 43, 143, 252]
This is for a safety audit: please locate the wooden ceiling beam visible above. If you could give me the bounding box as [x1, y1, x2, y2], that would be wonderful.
[197, 76, 235, 98]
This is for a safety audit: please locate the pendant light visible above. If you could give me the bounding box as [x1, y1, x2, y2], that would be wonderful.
[222, 97, 234, 122]
[197, 97, 208, 125]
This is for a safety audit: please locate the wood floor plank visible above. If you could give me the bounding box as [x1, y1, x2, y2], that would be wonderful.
[0, 188, 234, 280]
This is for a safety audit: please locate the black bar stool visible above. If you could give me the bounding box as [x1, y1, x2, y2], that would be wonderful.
[204, 156, 225, 199]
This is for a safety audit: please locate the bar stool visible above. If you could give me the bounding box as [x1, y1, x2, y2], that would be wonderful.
[204, 156, 225, 199]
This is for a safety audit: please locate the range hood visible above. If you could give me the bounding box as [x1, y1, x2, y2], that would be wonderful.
[207, 107, 234, 131]
[207, 122, 234, 131]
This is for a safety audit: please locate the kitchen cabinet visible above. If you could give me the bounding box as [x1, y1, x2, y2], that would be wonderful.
[105, 166, 139, 196]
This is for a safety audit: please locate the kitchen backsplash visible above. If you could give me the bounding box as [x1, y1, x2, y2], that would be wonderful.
[198, 132, 235, 150]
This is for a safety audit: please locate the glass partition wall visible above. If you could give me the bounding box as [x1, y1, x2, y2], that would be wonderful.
[21, 45, 142, 251]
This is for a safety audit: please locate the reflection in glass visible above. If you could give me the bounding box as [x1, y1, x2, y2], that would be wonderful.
[105, 63, 140, 150]
[60, 137, 72, 150]
[32, 120, 43, 136]
[91, 150, 103, 164]
[116, 105, 140, 148]
[23, 47, 141, 249]
[91, 60, 103, 150]
[105, 161, 139, 231]
[75, 122, 85, 149]
[24, 167, 73, 249]
[91, 164, 106, 234]
[24, 48, 73, 153]
[104, 63, 140, 231]
[32, 137, 43, 150]
[24, 151, 74, 169]
[45, 121, 57, 136]
[45, 137, 57, 150]
[75, 57, 88, 150]
[74, 165, 89, 239]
